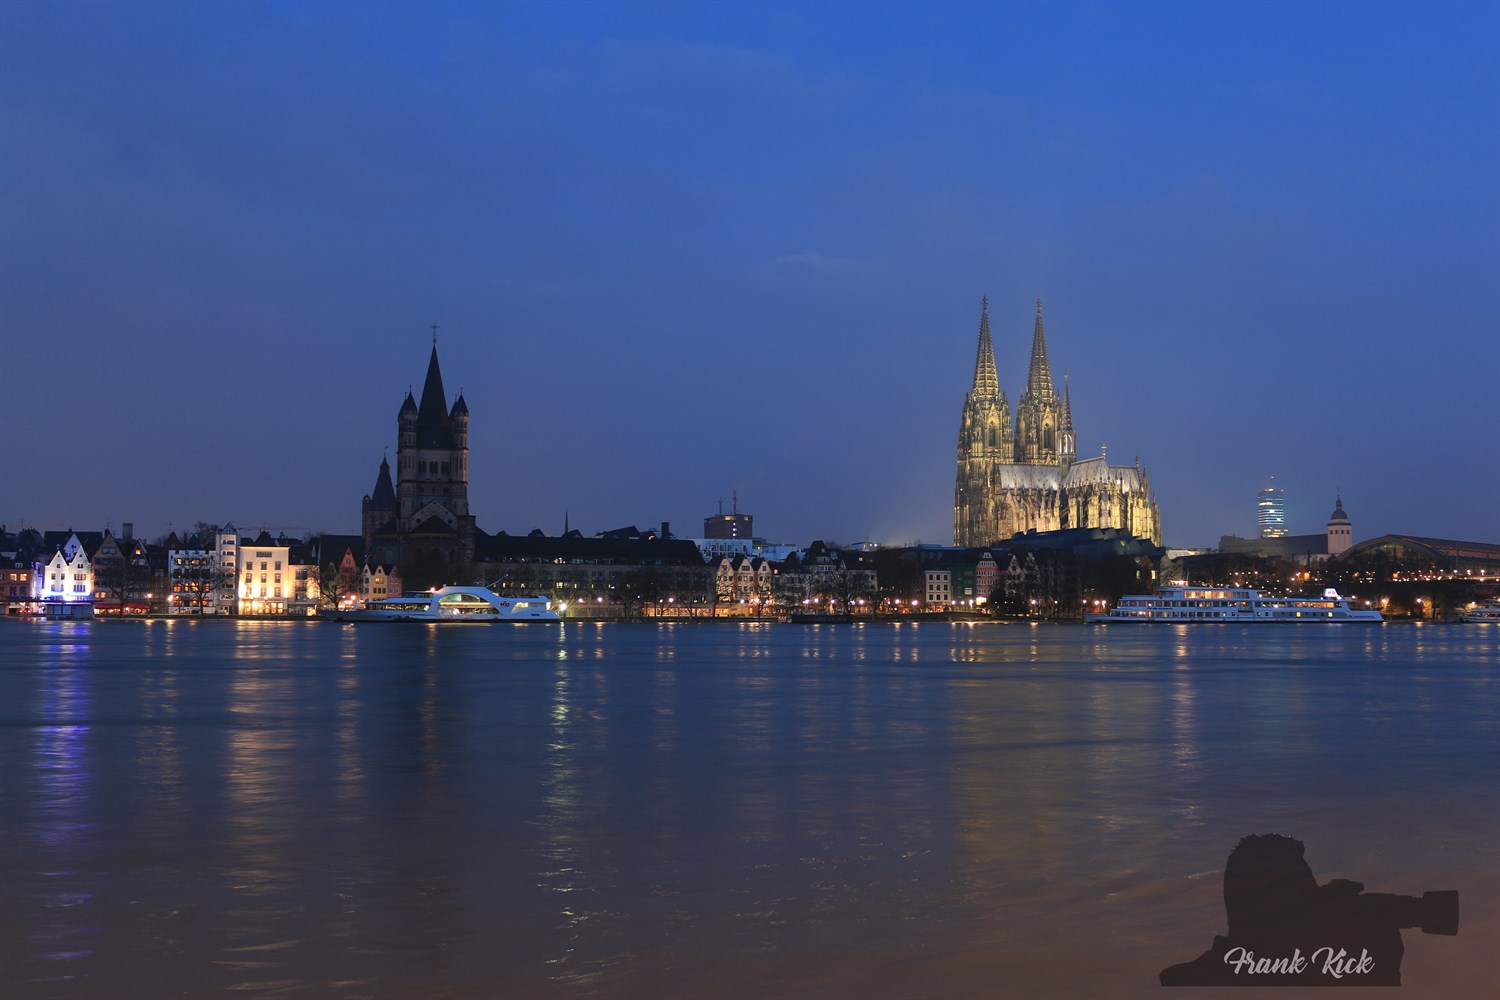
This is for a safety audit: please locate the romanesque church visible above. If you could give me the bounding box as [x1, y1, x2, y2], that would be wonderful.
[954, 299, 1162, 546]
[361, 341, 477, 588]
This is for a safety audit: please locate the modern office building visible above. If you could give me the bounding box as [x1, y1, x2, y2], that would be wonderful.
[1257, 481, 1287, 538]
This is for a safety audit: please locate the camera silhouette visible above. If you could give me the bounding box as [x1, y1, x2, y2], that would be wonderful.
[1161, 834, 1457, 986]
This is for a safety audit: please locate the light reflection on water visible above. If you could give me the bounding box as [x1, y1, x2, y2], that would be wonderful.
[0, 620, 1496, 998]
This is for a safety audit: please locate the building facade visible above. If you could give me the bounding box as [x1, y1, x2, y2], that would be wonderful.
[954, 299, 1162, 547]
[237, 536, 290, 615]
[1257, 481, 1287, 538]
[39, 532, 93, 607]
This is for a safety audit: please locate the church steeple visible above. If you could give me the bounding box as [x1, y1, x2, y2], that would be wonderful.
[1060, 372, 1076, 465]
[971, 297, 1001, 400]
[416, 344, 454, 449]
[1024, 299, 1057, 403]
[371, 454, 396, 507]
[957, 297, 1012, 460]
[1015, 298, 1064, 464]
[955, 296, 1014, 545]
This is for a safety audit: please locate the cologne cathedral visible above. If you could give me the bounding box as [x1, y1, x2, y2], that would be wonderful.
[954, 299, 1162, 546]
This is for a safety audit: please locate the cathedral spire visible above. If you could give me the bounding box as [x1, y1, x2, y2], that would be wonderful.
[970, 297, 1001, 399]
[1026, 298, 1056, 401]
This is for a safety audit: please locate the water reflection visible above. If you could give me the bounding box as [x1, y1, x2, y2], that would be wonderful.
[28, 659, 97, 971]
[0, 619, 1495, 997]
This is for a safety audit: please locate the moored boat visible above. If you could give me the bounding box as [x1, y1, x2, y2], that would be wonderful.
[1460, 601, 1500, 624]
[323, 586, 560, 622]
[1087, 585, 1382, 623]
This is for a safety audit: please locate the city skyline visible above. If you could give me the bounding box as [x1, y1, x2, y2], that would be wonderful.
[3, 2, 1497, 548]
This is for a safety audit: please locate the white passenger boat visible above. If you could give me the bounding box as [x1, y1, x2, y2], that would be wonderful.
[324, 586, 560, 622]
[1460, 601, 1500, 623]
[1087, 586, 1383, 623]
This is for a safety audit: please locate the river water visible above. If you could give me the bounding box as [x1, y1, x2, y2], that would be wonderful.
[0, 619, 1495, 999]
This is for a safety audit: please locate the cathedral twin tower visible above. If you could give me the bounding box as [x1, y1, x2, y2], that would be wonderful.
[954, 299, 1162, 547]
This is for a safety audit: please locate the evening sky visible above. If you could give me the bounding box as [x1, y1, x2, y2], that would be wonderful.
[3, 1, 1496, 548]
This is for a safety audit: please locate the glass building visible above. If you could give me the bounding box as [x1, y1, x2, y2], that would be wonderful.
[1257, 483, 1287, 538]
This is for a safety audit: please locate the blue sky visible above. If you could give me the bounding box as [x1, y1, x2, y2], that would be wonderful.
[3, 1, 1496, 547]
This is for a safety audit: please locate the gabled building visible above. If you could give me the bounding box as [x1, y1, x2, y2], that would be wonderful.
[712, 553, 773, 609]
[773, 541, 878, 612]
[39, 531, 93, 612]
[359, 561, 402, 603]
[91, 527, 152, 615]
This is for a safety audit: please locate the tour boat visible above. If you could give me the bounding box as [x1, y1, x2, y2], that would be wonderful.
[1460, 601, 1500, 624]
[1087, 586, 1383, 623]
[324, 586, 560, 622]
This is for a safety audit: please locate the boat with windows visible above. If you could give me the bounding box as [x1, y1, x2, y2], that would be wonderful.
[323, 586, 560, 622]
[1087, 586, 1382, 623]
[1460, 601, 1500, 624]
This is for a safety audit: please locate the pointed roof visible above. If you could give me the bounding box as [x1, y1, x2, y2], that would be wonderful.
[450, 393, 468, 417]
[415, 344, 455, 448]
[1062, 374, 1073, 432]
[399, 390, 417, 417]
[1329, 496, 1350, 522]
[1025, 299, 1057, 401]
[970, 297, 1001, 400]
[370, 456, 396, 508]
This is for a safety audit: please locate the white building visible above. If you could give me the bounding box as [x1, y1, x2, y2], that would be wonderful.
[39, 532, 93, 611]
[238, 538, 291, 615]
[925, 567, 952, 607]
[167, 524, 239, 615]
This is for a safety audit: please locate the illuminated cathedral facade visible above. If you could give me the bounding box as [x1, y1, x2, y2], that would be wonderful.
[954, 299, 1162, 546]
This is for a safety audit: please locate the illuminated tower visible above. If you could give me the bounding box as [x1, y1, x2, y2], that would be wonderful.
[954, 298, 1013, 545]
[1014, 300, 1064, 464]
[1257, 480, 1286, 539]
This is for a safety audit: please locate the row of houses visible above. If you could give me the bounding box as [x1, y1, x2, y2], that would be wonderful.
[6, 516, 1192, 620]
[1, 521, 884, 618]
[0, 525, 399, 618]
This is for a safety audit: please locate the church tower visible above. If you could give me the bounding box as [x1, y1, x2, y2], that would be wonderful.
[390, 337, 477, 587]
[1327, 496, 1352, 557]
[1014, 300, 1064, 464]
[955, 299, 1013, 545]
[361, 453, 397, 550]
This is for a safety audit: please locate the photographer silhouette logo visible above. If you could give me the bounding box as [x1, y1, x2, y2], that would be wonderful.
[1161, 834, 1458, 987]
